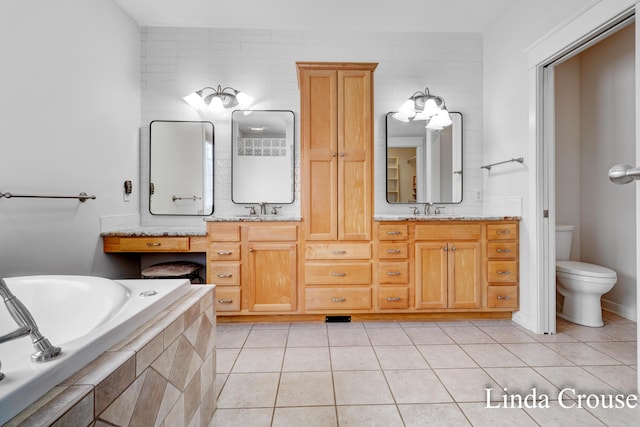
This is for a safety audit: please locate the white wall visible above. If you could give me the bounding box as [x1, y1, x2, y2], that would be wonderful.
[0, 0, 141, 279]
[139, 28, 485, 227]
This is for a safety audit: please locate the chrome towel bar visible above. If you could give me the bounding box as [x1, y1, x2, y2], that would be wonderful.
[0, 191, 96, 202]
[481, 157, 524, 171]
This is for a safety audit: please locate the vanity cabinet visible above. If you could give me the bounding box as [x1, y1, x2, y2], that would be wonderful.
[207, 222, 298, 315]
[486, 223, 519, 308]
[103, 235, 207, 253]
[376, 224, 411, 310]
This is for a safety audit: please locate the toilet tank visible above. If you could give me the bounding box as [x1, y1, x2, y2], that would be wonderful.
[555, 225, 575, 261]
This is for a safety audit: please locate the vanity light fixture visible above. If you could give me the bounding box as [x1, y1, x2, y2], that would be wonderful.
[393, 87, 452, 128]
[183, 85, 254, 113]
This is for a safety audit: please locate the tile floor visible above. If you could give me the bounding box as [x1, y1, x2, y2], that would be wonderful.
[211, 312, 638, 426]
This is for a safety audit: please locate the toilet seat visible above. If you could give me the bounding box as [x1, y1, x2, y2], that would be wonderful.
[556, 261, 616, 279]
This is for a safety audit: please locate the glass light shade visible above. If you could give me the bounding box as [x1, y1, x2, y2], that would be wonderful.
[392, 112, 410, 122]
[183, 92, 206, 109]
[426, 120, 444, 130]
[208, 96, 225, 113]
[434, 109, 453, 126]
[236, 91, 254, 109]
[422, 98, 441, 116]
[413, 111, 431, 121]
[398, 99, 416, 117]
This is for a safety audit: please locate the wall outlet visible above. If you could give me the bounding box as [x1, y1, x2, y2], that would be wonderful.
[475, 190, 483, 201]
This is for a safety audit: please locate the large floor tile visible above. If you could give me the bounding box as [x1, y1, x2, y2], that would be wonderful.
[461, 343, 526, 367]
[374, 345, 430, 370]
[544, 342, 622, 366]
[417, 344, 478, 369]
[336, 405, 404, 427]
[479, 326, 538, 343]
[398, 403, 470, 426]
[276, 372, 335, 407]
[209, 408, 273, 427]
[502, 342, 574, 367]
[585, 341, 637, 365]
[330, 346, 380, 370]
[524, 400, 606, 426]
[272, 406, 337, 427]
[534, 366, 620, 395]
[333, 371, 394, 405]
[385, 369, 452, 404]
[232, 348, 284, 373]
[216, 348, 240, 373]
[244, 329, 289, 348]
[485, 367, 561, 398]
[441, 326, 496, 344]
[404, 327, 454, 345]
[459, 402, 538, 426]
[435, 368, 502, 402]
[287, 328, 329, 347]
[282, 347, 331, 372]
[327, 328, 371, 346]
[582, 365, 638, 394]
[365, 327, 413, 345]
[216, 372, 280, 408]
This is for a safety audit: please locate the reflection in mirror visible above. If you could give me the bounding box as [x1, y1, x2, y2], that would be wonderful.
[149, 121, 214, 215]
[386, 112, 463, 204]
[232, 110, 295, 204]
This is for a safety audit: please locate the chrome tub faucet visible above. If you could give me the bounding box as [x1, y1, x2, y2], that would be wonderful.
[0, 278, 61, 377]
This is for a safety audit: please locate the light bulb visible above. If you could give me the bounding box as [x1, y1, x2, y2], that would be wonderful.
[183, 92, 206, 110]
[208, 96, 225, 113]
[398, 99, 416, 117]
[236, 91, 254, 109]
[422, 98, 441, 116]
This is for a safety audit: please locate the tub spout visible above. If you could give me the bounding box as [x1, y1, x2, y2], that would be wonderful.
[0, 278, 62, 363]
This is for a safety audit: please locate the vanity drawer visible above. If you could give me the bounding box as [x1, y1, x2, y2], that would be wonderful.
[209, 244, 241, 261]
[486, 223, 517, 240]
[415, 224, 481, 240]
[378, 243, 409, 260]
[487, 261, 518, 283]
[487, 285, 518, 308]
[378, 287, 410, 309]
[305, 243, 371, 260]
[208, 262, 240, 286]
[119, 237, 190, 252]
[378, 224, 408, 241]
[305, 262, 371, 285]
[378, 262, 409, 284]
[487, 242, 517, 259]
[305, 287, 372, 310]
[207, 223, 240, 241]
[215, 287, 241, 312]
[247, 225, 297, 241]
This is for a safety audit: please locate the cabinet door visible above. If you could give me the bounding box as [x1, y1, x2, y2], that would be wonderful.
[338, 69, 373, 241]
[448, 241, 481, 309]
[415, 242, 448, 309]
[300, 68, 338, 240]
[248, 242, 297, 312]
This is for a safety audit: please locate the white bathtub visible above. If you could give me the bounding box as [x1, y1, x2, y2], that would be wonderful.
[0, 275, 190, 425]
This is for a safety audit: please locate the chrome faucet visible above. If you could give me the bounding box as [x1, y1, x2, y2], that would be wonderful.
[259, 201, 267, 215]
[0, 278, 61, 370]
[424, 202, 434, 215]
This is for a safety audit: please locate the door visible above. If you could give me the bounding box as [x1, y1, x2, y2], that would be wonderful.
[415, 242, 448, 309]
[248, 242, 297, 312]
[448, 241, 481, 309]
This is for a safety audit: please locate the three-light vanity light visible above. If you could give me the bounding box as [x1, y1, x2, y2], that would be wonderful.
[393, 87, 452, 129]
[183, 85, 254, 113]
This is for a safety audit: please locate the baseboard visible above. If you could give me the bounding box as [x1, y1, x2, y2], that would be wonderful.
[601, 298, 637, 321]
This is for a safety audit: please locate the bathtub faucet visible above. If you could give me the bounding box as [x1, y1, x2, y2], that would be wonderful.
[0, 278, 62, 363]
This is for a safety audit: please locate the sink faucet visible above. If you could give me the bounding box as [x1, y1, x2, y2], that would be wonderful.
[259, 201, 267, 215]
[0, 278, 61, 370]
[424, 202, 434, 215]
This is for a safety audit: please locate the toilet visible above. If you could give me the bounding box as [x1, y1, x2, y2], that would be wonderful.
[556, 225, 617, 327]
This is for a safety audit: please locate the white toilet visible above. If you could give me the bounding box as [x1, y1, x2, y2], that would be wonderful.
[556, 225, 617, 327]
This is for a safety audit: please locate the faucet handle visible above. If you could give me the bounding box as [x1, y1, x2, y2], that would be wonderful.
[245, 206, 256, 215]
[271, 206, 282, 215]
[434, 205, 445, 215]
[409, 205, 420, 215]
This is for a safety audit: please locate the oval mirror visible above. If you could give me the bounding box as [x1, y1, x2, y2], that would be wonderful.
[386, 112, 463, 204]
[232, 110, 295, 204]
[149, 120, 214, 215]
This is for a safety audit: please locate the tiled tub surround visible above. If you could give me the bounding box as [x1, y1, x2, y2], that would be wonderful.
[6, 285, 216, 426]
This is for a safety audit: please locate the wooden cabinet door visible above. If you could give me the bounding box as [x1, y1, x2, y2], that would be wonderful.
[415, 242, 448, 309]
[448, 241, 481, 309]
[338, 69, 373, 241]
[299, 68, 338, 240]
[248, 242, 297, 312]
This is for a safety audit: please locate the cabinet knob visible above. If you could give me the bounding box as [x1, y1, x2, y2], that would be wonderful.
[339, 152, 345, 157]
[217, 299, 233, 304]
[331, 272, 346, 277]
[331, 297, 346, 302]
[331, 152, 337, 157]
[386, 297, 401, 302]
[497, 295, 512, 301]
[451, 246, 456, 251]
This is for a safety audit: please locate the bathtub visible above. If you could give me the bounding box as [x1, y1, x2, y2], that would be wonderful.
[0, 275, 190, 425]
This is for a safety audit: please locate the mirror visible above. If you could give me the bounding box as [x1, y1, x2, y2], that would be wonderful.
[149, 120, 214, 215]
[386, 112, 463, 204]
[232, 110, 295, 204]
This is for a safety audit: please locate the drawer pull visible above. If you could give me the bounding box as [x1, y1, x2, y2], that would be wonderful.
[386, 271, 402, 276]
[331, 297, 346, 302]
[497, 270, 511, 275]
[217, 299, 234, 304]
[386, 249, 402, 254]
[496, 248, 511, 254]
[331, 250, 347, 255]
[331, 272, 346, 277]
[146, 242, 161, 247]
[217, 251, 233, 256]
[386, 231, 402, 235]
[496, 295, 512, 301]
[496, 229, 511, 235]
[217, 273, 233, 278]
[386, 297, 401, 302]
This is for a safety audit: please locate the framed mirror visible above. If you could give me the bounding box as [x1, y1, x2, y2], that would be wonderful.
[149, 120, 214, 215]
[386, 112, 463, 204]
[232, 110, 295, 204]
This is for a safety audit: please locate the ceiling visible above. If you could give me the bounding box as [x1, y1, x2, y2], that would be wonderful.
[114, 0, 513, 33]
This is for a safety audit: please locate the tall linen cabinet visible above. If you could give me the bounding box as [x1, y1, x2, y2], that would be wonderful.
[297, 62, 378, 312]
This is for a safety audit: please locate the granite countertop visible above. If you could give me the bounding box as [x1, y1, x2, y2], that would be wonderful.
[204, 215, 302, 222]
[374, 214, 522, 222]
[101, 226, 207, 237]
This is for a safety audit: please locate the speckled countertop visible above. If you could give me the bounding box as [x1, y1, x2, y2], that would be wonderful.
[374, 214, 522, 221]
[204, 215, 302, 222]
[101, 226, 207, 237]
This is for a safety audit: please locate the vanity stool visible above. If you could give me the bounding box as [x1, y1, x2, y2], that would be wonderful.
[141, 261, 204, 283]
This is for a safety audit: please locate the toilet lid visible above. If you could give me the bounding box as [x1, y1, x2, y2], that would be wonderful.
[556, 261, 616, 279]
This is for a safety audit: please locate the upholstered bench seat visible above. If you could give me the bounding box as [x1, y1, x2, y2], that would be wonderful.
[141, 261, 203, 283]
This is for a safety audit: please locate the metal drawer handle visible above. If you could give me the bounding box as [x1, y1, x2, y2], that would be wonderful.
[331, 272, 346, 277]
[217, 299, 233, 304]
[217, 273, 233, 278]
[496, 248, 511, 253]
[331, 297, 346, 302]
[386, 231, 402, 235]
[146, 242, 161, 247]
[386, 249, 402, 254]
[497, 295, 512, 301]
[387, 271, 401, 276]
[331, 250, 347, 255]
[217, 251, 233, 255]
[496, 229, 511, 235]
[497, 270, 511, 275]
[386, 297, 401, 302]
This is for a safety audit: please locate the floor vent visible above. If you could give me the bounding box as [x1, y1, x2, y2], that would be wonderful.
[325, 315, 351, 323]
